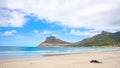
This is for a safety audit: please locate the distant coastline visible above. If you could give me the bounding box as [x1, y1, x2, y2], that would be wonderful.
[39, 31, 120, 47]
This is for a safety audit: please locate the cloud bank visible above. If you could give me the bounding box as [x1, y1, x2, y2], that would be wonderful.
[0, 0, 120, 31]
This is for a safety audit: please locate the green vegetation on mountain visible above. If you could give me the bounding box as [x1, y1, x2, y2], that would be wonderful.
[39, 31, 120, 47]
[75, 31, 120, 47]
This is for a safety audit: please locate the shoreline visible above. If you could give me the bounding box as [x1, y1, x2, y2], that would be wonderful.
[0, 50, 120, 68]
[0, 47, 120, 59]
[0, 48, 120, 59]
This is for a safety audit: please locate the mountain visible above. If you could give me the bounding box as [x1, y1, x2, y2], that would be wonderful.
[39, 36, 72, 47]
[75, 31, 120, 47]
[38, 31, 120, 47]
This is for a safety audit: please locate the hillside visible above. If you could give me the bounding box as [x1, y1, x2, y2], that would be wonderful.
[38, 31, 120, 47]
[75, 31, 120, 47]
[39, 36, 72, 47]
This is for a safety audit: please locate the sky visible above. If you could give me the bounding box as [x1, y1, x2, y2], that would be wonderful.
[0, 0, 120, 47]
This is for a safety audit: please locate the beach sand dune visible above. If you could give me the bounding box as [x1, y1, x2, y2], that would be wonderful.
[0, 50, 120, 68]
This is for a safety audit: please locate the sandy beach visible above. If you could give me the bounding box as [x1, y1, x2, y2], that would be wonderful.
[0, 50, 120, 68]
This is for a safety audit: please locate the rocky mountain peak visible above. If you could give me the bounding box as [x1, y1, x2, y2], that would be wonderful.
[101, 31, 111, 35]
[39, 36, 71, 47]
[45, 36, 58, 43]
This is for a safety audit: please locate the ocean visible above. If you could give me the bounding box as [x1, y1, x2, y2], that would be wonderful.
[0, 46, 120, 58]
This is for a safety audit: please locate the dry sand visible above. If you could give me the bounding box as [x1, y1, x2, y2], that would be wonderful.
[0, 50, 120, 68]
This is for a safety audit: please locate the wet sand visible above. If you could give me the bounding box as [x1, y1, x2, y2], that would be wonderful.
[0, 50, 120, 68]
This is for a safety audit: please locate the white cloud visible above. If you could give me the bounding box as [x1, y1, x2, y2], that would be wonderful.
[12, 30, 17, 33]
[34, 30, 40, 37]
[8, 11, 27, 27]
[0, 30, 25, 39]
[34, 30, 51, 37]
[41, 30, 51, 34]
[69, 29, 99, 36]
[2, 31, 13, 36]
[0, 30, 17, 36]
[0, 0, 120, 32]
[34, 30, 39, 33]
[16, 35, 24, 38]
[0, 30, 25, 38]
[0, 8, 27, 27]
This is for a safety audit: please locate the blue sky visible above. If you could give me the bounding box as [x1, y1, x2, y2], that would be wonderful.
[0, 0, 120, 46]
[0, 16, 90, 46]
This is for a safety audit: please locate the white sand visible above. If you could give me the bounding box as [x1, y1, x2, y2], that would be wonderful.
[0, 50, 120, 68]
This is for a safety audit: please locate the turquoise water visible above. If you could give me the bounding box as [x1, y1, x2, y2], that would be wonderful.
[0, 46, 120, 58]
